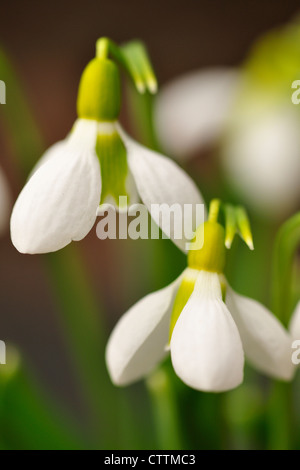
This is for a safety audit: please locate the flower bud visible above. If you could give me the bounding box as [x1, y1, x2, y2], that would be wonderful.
[77, 58, 121, 121]
[188, 221, 226, 273]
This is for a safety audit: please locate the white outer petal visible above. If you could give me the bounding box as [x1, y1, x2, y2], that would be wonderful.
[289, 302, 300, 340]
[118, 125, 205, 253]
[170, 271, 244, 392]
[10, 119, 101, 254]
[155, 68, 240, 158]
[222, 104, 300, 218]
[29, 140, 66, 178]
[106, 272, 184, 386]
[226, 286, 294, 381]
[0, 165, 11, 235]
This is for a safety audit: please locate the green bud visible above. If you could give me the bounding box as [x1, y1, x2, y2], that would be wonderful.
[188, 221, 226, 273]
[77, 58, 121, 121]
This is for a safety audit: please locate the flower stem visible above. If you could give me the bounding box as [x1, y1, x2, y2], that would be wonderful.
[44, 247, 119, 446]
[146, 367, 182, 449]
[266, 213, 300, 449]
[96, 37, 110, 59]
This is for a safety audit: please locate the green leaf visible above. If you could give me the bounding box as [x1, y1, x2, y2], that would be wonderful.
[271, 212, 300, 325]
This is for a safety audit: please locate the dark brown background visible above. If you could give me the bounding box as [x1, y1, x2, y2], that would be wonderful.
[0, 0, 299, 420]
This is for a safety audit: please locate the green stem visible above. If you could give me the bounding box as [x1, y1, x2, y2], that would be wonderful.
[44, 247, 119, 446]
[0, 48, 43, 176]
[146, 367, 182, 450]
[0, 348, 85, 449]
[267, 213, 300, 450]
[271, 212, 300, 325]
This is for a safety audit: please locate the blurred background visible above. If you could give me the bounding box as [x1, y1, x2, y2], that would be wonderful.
[1, 0, 300, 449]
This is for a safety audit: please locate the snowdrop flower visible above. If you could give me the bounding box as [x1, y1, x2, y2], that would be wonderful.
[155, 68, 240, 159]
[10, 42, 203, 254]
[155, 67, 300, 218]
[0, 165, 11, 235]
[106, 201, 294, 392]
[222, 97, 300, 218]
[156, 19, 300, 218]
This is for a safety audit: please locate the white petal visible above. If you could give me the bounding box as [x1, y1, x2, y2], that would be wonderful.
[289, 302, 300, 340]
[226, 286, 294, 381]
[29, 120, 97, 178]
[11, 119, 101, 253]
[29, 140, 66, 178]
[170, 271, 244, 392]
[118, 125, 205, 253]
[155, 68, 240, 158]
[222, 102, 300, 218]
[0, 166, 11, 235]
[106, 273, 183, 386]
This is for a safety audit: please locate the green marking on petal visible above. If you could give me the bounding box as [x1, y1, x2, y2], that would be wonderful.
[168, 269, 198, 343]
[220, 280, 227, 302]
[96, 128, 130, 208]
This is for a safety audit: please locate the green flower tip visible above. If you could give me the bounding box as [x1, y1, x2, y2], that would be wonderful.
[188, 221, 226, 274]
[223, 202, 254, 251]
[77, 57, 121, 122]
[235, 206, 254, 251]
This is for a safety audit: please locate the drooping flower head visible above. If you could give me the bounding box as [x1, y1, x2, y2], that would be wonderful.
[10, 38, 203, 254]
[106, 200, 294, 392]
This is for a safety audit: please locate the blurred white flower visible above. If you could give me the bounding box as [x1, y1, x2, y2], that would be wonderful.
[222, 98, 300, 218]
[155, 68, 240, 159]
[106, 219, 293, 392]
[155, 67, 300, 218]
[11, 119, 203, 254]
[0, 165, 11, 235]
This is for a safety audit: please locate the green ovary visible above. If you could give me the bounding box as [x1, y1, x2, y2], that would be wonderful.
[168, 272, 197, 343]
[96, 131, 130, 208]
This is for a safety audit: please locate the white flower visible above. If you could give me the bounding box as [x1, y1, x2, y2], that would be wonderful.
[0, 165, 11, 235]
[155, 68, 300, 218]
[155, 68, 240, 159]
[10, 119, 203, 254]
[106, 267, 293, 392]
[222, 99, 300, 218]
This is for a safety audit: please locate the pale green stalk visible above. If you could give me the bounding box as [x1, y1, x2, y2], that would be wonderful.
[146, 368, 182, 449]
[267, 213, 300, 449]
